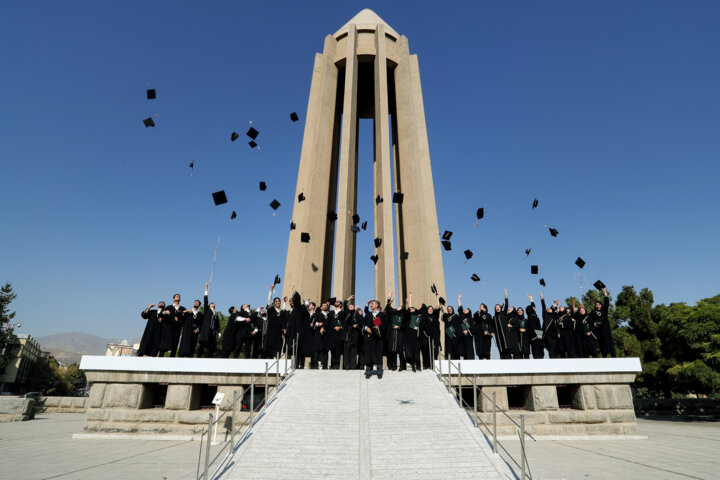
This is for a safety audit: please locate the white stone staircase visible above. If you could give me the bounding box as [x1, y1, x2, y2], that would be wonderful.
[222, 369, 512, 480]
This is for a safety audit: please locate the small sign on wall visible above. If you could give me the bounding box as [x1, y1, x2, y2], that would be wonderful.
[212, 392, 225, 405]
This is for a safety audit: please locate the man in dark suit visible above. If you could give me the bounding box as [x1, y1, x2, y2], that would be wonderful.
[158, 294, 185, 357]
[363, 299, 387, 379]
[197, 283, 220, 358]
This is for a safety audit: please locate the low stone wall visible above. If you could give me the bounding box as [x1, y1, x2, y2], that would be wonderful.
[0, 398, 35, 422]
[635, 398, 720, 418]
[37, 396, 88, 413]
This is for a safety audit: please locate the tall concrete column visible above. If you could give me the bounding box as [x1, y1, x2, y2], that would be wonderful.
[373, 23, 396, 303]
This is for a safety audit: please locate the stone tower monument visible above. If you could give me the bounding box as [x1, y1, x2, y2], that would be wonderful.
[283, 9, 446, 307]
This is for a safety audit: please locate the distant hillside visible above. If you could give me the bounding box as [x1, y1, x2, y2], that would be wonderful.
[35, 332, 141, 364]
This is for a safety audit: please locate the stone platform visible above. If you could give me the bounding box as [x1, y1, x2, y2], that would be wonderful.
[440, 358, 643, 437]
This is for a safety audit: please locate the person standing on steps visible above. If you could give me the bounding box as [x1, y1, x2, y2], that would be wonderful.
[363, 299, 386, 379]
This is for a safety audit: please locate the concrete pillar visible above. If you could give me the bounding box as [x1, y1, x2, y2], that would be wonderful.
[373, 23, 396, 303]
[333, 25, 359, 301]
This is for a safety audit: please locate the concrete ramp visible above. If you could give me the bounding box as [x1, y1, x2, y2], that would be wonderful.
[224, 370, 511, 479]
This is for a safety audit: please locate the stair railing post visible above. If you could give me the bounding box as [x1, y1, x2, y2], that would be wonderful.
[250, 374, 255, 422]
[492, 391, 497, 454]
[204, 413, 213, 480]
[521, 415, 526, 480]
[472, 375, 478, 427]
[457, 363, 462, 402]
[231, 390, 238, 448]
[264, 362, 269, 409]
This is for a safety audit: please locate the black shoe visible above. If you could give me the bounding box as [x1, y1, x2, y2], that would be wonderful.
[365, 372, 372, 379]
[411, 364, 416, 372]
[377, 373, 383, 379]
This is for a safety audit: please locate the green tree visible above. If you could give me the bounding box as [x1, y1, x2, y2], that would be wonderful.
[62, 363, 87, 390]
[0, 283, 18, 374]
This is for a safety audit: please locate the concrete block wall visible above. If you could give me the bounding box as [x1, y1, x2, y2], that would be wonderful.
[0, 398, 36, 422]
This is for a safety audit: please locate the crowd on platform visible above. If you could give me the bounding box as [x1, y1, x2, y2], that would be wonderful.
[136, 282, 616, 379]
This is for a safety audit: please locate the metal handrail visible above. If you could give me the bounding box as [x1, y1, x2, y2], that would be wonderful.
[434, 352, 534, 480]
[197, 342, 297, 480]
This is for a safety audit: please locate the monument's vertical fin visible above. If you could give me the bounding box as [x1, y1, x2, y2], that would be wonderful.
[332, 25, 359, 301]
[283, 35, 338, 303]
[373, 23, 396, 302]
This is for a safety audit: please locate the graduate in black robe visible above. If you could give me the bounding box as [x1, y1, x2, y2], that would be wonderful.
[457, 302, 475, 360]
[219, 306, 240, 358]
[327, 299, 346, 369]
[594, 288, 615, 357]
[525, 295, 544, 359]
[342, 298, 361, 370]
[472, 304, 494, 359]
[571, 300, 586, 358]
[442, 305, 462, 359]
[298, 301, 317, 368]
[540, 294, 560, 358]
[138, 301, 163, 357]
[363, 299, 387, 379]
[385, 295, 406, 371]
[352, 306, 365, 369]
[421, 303, 441, 369]
[403, 295, 422, 371]
[511, 307, 530, 359]
[493, 289, 512, 359]
[263, 285, 285, 359]
[285, 291, 303, 364]
[197, 284, 220, 358]
[158, 294, 185, 357]
[312, 303, 331, 369]
[178, 299, 202, 357]
[558, 306, 579, 358]
[236, 305, 256, 358]
[576, 306, 599, 357]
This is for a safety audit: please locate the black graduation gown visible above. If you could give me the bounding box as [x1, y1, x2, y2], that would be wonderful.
[457, 307, 474, 359]
[558, 312, 579, 358]
[138, 308, 161, 357]
[198, 295, 219, 345]
[493, 299, 512, 358]
[541, 299, 560, 358]
[158, 305, 185, 353]
[221, 313, 241, 355]
[572, 311, 587, 357]
[285, 292, 303, 353]
[511, 313, 530, 359]
[263, 305, 284, 357]
[473, 311, 494, 359]
[178, 309, 202, 356]
[327, 308, 345, 353]
[581, 314, 599, 357]
[595, 296, 615, 357]
[386, 306, 405, 354]
[362, 309, 386, 366]
[299, 308, 317, 356]
[404, 311, 422, 362]
[526, 303, 544, 359]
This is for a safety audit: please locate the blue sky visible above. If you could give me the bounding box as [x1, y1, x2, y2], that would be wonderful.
[1, 1, 719, 340]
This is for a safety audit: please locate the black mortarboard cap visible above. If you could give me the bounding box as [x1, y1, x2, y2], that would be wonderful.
[374, 237, 382, 248]
[352, 214, 360, 225]
[401, 251, 409, 260]
[328, 211, 337, 222]
[464, 249, 473, 260]
[575, 257, 586, 269]
[471, 273, 480, 282]
[290, 112, 299, 122]
[442, 240, 452, 251]
[146, 89, 156, 99]
[274, 275, 281, 285]
[361, 221, 367, 230]
[290, 221, 296, 230]
[525, 248, 531, 257]
[531, 265, 538, 274]
[231, 211, 237, 220]
[370, 255, 378, 264]
[270, 199, 281, 211]
[476, 208, 484, 220]
[298, 192, 305, 202]
[212, 190, 228, 206]
[442, 230, 453, 241]
[248, 140, 257, 149]
[376, 195, 383, 204]
[439, 297, 446, 306]
[532, 198, 539, 209]
[246, 127, 259, 140]
[393, 192, 404, 204]
[540, 278, 546, 287]
[143, 117, 155, 127]
[189, 161, 194, 170]
[549, 227, 559, 237]
[301, 232, 310, 243]
[259, 181, 267, 191]
[351, 225, 360, 233]
[593, 280, 606, 291]
[328, 297, 336, 305]
[431, 284, 437, 294]
[231, 132, 239, 142]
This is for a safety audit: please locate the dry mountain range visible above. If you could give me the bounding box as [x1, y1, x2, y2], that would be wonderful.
[35, 332, 141, 364]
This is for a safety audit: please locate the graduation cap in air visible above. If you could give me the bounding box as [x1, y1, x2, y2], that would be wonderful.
[352, 214, 360, 225]
[361, 221, 367, 230]
[370, 255, 378, 264]
[351, 225, 360, 233]
[548, 227, 559, 237]
[476, 208, 484, 220]
[248, 141, 257, 149]
[525, 248, 531, 257]
[393, 192, 404, 204]
[540, 278, 546, 287]
[290, 221, 296, 230]
[273, 275, 281, 285]
[401, 252, 409, 260]
[442, 240, 452, 251]
[259, 181, 267, 191]
[374, 237, 382, 248]
[231, 132, 239, 142]
[189, 162, 194, 175]
[575, 257, 586, 269]
[431, 284, 437, 294]
[464, 249, 473, 260]
[301, 232, 310, 243]
[143, 117, 155, 128]
[593, 280, 606, 291]
[442, 230, 453, 241]
[231, 210, 237, 220]
[290, 112, 299, 122]
[246, 127, 259, 140]
[376, 195, 383, 204]
[298, 192, 305, 202]
[146, 89, 156, 99]
[532, 198, 539, 209]
[327, 211, 338, 222]
[531, 265, 539, 274]
[327, 297, 337, 305]
[438, 297, 446, 306]
[471, 273, 480, 282]
[270, 199, 281, 211]
[212, 190, 228, 206]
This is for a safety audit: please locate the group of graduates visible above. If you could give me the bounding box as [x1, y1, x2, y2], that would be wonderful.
[136, 283, 616, 379]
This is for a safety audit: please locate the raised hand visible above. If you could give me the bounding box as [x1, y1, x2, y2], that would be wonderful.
[504, 288, 508, 298]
